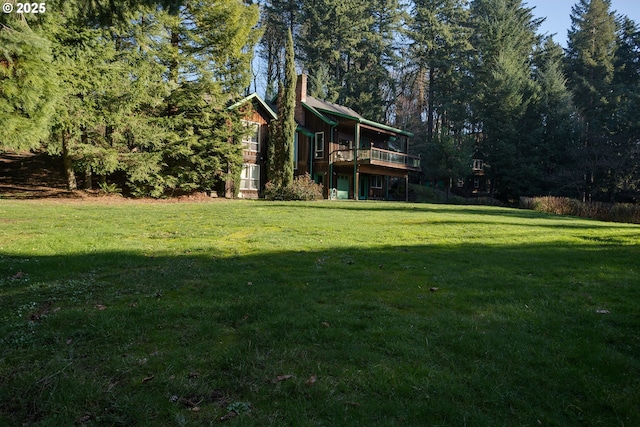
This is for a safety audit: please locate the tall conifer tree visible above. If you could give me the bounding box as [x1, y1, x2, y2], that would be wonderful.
[281, 28, 296, 187]
[537, 39, 578, 192]
[470, 0, 543, 199]
[298, 0, 401, 120]
[565, 0, 618, 201]
[267, 28, 296, 188]
[259, 0, 301, 100]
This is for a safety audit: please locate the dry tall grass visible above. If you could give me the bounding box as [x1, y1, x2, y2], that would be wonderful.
[520, 196, 640, 224]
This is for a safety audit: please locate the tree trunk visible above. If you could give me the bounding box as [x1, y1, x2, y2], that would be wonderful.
[427, 68, 436, 142]
[61, 132, 77, 190]
[81, 127, 92, 190]
[417, 66, 426, 123]
[167, 29, 180, 116]
[84, 166, 92, 190]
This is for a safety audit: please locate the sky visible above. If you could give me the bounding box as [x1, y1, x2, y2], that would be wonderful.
[528, 0, 640, 46]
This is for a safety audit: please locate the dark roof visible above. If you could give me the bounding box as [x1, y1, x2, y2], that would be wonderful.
[231, 92, 413, 138]
[306, 96, 364, 120]
[304, 96, 413, 137]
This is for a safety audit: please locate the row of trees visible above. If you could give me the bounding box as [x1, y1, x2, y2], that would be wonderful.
[258, 0, 640, 202]
[1, 0, 260, 196]
[1, 0, 639, 201]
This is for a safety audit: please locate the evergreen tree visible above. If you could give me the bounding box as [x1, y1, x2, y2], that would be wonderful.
[532, 39, 579, 195]
[0, 18, 58, 151]
[280, 28, 296, 187]
[409, 0, 471, 142]
[39, 0, 259, 195]
[258, 0, 301, 100]
[267, 28, 296, 188]
[299, 0, 401, 120]
[470, 0, 543, 199]
[609, 16, 640, 201]
[565, 0, 617, 201]
[407, 0, 473, 190]
[42, 3, 170, 192]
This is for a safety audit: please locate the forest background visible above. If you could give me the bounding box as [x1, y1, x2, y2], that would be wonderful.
[1, 0, 639, 203]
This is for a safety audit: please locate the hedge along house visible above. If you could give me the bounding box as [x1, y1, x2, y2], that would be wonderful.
[230, 75, 420, 200]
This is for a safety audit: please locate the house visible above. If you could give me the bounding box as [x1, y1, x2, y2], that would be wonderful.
[228, 93, 277, 199]
[455, 151, 491, 197]
[231, 74, 420, 200]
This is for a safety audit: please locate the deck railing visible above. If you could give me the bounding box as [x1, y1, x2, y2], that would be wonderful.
[330, 148, 420, 169]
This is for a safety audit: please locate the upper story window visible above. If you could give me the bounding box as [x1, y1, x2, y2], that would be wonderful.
[315, 132, 324, 158]
[242, 120, 260, 152]
[473, 159, 484, 171]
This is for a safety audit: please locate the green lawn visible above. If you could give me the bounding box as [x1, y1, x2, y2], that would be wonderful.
[1, 199, 639, 426]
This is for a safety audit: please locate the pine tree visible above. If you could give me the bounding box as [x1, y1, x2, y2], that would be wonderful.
[565, 0, 618, 201]
[470, 0, 543, 199]
[407, 0, 473, 191]
[298, 0, 401, 120]
[0, 18, 58, 151]
[529, 39, 578, 195]
[409, 0, 471, 142]
[609, 17, 640, 201]
[42, 3, 170, 192]
[258, 0, 301, 100]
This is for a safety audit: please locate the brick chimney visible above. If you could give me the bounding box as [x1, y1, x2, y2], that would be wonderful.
[295, 74, 307, 126]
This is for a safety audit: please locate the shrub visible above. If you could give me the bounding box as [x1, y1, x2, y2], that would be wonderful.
[264, 173, 324, 201]
[97, 182, 122, 195]
[519, 196, 640, 224]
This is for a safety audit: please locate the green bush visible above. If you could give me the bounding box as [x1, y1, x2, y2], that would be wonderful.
[97, 182, 122, 195]
[264, 173, 324, 201]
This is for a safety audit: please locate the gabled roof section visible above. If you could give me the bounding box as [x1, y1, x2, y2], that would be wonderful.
[228, 93, 277, 120]
[302, 100, 338, 126]
[304, 95, 413, 137]
[230, 93, 316, 137]
[306, 96, 364, 120]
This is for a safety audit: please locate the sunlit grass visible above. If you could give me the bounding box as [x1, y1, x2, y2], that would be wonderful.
[0, 199, 639, 426]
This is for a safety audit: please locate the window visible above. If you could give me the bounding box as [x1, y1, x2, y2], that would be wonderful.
[315, 132, 324, 158]
[371, 175, 383, 189]
[473, 159, 484, 171]
[242, 121, 260, 152]
[241, 164, 260, 191]
[474, 178, 480, 189]
[294, 133, 298, 170]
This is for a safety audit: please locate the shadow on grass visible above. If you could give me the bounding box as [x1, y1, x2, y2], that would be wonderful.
[1, 241, 639, 426]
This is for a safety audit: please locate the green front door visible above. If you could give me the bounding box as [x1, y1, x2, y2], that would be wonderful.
[337, 175, 349, 199]
[359, 175, 369, 200]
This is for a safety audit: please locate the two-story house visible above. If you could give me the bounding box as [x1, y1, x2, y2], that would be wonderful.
[231, 75, 420, 200]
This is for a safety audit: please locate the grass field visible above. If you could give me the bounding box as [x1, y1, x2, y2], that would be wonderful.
[1, 199, 639, 426]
